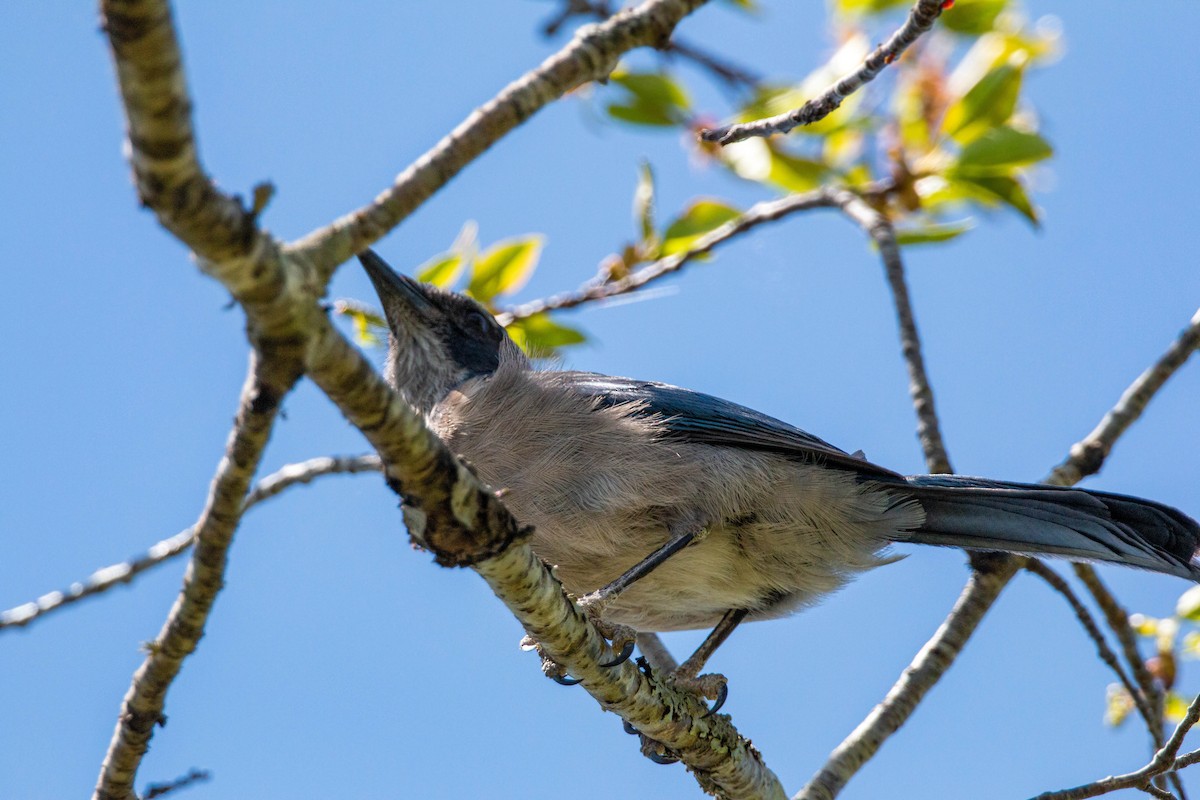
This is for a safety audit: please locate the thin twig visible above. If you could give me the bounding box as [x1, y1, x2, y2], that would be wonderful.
[94, 354, 301, 800]
[700, 0, 945, 145]
[1074, 565, 1166, 732]
[1045, 308, 1200, 486]
[832, 188, 952, 474]
[666, 37, 761, 89]
[497, 187, 842, 324]
[0, 455, 381, 633]
[1024, 561, 1157, 732]
[290, 0, 712, 280]
[1030, 692, 1200, 800]
[141, 768, 210, 800]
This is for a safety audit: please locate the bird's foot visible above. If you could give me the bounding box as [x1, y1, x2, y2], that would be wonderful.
[577, 593, 637, 668]
[667, 670, 729, 714]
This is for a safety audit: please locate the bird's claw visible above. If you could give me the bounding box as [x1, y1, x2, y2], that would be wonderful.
[551, 673, 582, 686]
[670, 671, 730, 715]
[600, 638, 635, 668]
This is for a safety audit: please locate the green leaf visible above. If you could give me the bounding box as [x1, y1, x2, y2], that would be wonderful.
[943, 62, 1024, 143]
[1177, 585, 1200, 621]
[416, 253, 464, 288]
[1104, 683, 1134, 728]
[607, 69, 690, 127]
[834, 0, 909, 16]
[467, 235, 544, 302]
[956, 174, 1040, 225]
[634, 162, 657, 246]
[894, 220, 975, 246]
[661, 199, 741, 256]
[1166, 691, 1190, 723]
[939, 0, 1009, 36]
[506, 312, 586, 356]
[952, 125, 1053, 174]
[606, 103, 677, 127]
[767, 148, 830, 193]
[334, 300, 387, 347]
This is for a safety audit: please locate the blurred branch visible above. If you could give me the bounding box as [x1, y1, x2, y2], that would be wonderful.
[542, 0, 759, 88]
[1074, 565, 1166, 730]
[291, 0, 712, 280]
[498, 186, 845, 324]
[94, 354, 300, 800]
[0, 455, 381, 633]
[700, 0, 945, 145]
[1045, 307, 1200, 486]
[832, 189, 951, 474]
[141, 768, 210, 800]
[1030, 692, 1200, 800]
[1024, 561, 1158, 733]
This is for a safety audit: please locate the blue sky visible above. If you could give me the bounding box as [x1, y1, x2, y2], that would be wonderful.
[2, 2, 1199, 798]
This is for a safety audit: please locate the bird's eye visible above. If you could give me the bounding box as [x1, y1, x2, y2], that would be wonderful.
[466, 310, 495, 338]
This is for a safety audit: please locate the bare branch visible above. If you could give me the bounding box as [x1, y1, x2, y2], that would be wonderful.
[1030, 692, 1200, 800]
[290, 0, 711, 280]
[100, 0, 269, 264]
[665, 37, 761, 89]
[795, 553, 1021, 800]
[832, 189, 952, 474]
[0, 455, 380, 633]
[497, 187, 842, 324]
[93, 354, 301, 800]
[1024, 561, 1158, 733]
[1073, 564, 1166, 732]
[1045, 307, 1200, 486]
[141, 768, 210, 800]
[700, 0, 945, 145]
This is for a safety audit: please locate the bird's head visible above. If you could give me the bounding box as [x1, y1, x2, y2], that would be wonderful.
[358, 249, 527, 414]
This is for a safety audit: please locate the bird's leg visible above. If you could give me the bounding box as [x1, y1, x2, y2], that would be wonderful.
[576, 521, 708, 668]
[668, 608, 749, 713]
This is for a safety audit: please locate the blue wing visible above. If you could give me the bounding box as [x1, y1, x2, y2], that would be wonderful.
[558, 372, 903, 480]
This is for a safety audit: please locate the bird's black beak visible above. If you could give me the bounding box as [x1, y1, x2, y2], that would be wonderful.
[358, 249, 436, 323]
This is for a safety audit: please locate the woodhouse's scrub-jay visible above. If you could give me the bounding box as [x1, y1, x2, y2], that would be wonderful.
[359, 249, 1200, 682]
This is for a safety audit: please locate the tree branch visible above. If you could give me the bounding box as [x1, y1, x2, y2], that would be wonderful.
[699, 0, 945, 145]
[289, 0, 711, 280]
[1024, 561, 1158, 735]
[93, 353, 301, 800]
[301, 312, 787, 798]
[832, 188, 952, 474]
[497, 187, 842, 324]
[100, 0, 268, 264]
[1045, 307, 1200, 486]
[0, 455, 380, 633]
[1029, 692, 1200, 800]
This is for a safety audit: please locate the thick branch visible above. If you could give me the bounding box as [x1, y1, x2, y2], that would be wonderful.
[0, 455, 380, 633]
[100, 0, 266, 263]
[1045, 307, 1200, 486]
[700, 0, 944, 145]
[833, 189, 952, 474]
[302, 313, 786, 798]
[290, 0, 710, 280]
[93, 352, 301, 800]
[497, 187, 842, 324]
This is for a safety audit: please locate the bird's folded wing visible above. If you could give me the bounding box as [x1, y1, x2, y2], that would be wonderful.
[556, 372, 903, 480]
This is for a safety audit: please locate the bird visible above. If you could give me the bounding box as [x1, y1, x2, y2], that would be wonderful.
[357, 248, 1200, 680]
